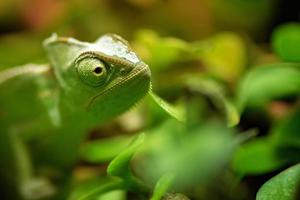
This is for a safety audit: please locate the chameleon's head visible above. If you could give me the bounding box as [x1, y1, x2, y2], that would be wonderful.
[43, 34, 150, 120]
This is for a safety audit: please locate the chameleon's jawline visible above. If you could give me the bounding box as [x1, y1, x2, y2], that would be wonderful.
[85, 63, 150, 110]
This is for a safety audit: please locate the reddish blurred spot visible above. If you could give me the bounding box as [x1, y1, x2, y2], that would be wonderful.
[73, 166, 106, 182]
[268, 101, 291, 119]
[20, 0, 66, 30]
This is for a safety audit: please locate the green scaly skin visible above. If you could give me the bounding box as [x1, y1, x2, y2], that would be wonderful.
[0, 33, 151, 199]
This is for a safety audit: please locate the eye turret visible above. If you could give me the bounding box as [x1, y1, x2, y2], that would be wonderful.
[76, 56, 108, 87]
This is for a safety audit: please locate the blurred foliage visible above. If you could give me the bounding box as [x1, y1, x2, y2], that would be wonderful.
[0, 0, 300, 200]
[272, 23, 300, 62]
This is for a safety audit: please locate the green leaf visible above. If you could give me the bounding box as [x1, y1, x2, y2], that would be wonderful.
[224, 100, 240, 127]
[193, 32, 247, 82]
[80, 135, 133, 163]
[272, 23, 300, 62]
[133, 29, 191, 71]
[256, 164, 300, 200]
[236, 63, 300, 112]
[77, 180, 124, 200]
[232, 138, 287, 175]
[185, 76, 240, 126]
[107, 133, 149, 193]
[150, 173, 175, 200]
[98, 190, 126, 200]
[149, 91, 185, 123]
[107, 133, 145, 178]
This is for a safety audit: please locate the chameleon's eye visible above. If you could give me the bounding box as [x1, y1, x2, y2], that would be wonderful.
[76, 57, 108, 87]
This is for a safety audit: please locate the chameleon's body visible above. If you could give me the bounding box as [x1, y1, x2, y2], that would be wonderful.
[0, 34, 150, 199]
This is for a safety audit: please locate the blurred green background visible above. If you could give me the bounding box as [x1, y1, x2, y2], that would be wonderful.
[0, 0, 290, 66]
[0, 0, 300, 200]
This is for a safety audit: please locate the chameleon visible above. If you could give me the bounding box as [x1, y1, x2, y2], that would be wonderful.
[0, 33, 154, 199]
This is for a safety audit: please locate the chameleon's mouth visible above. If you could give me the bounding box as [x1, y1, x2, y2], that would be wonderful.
[86, 62, 150, 110]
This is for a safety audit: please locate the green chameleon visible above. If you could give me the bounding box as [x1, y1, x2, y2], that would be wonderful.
[0, 33, 180, 199]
